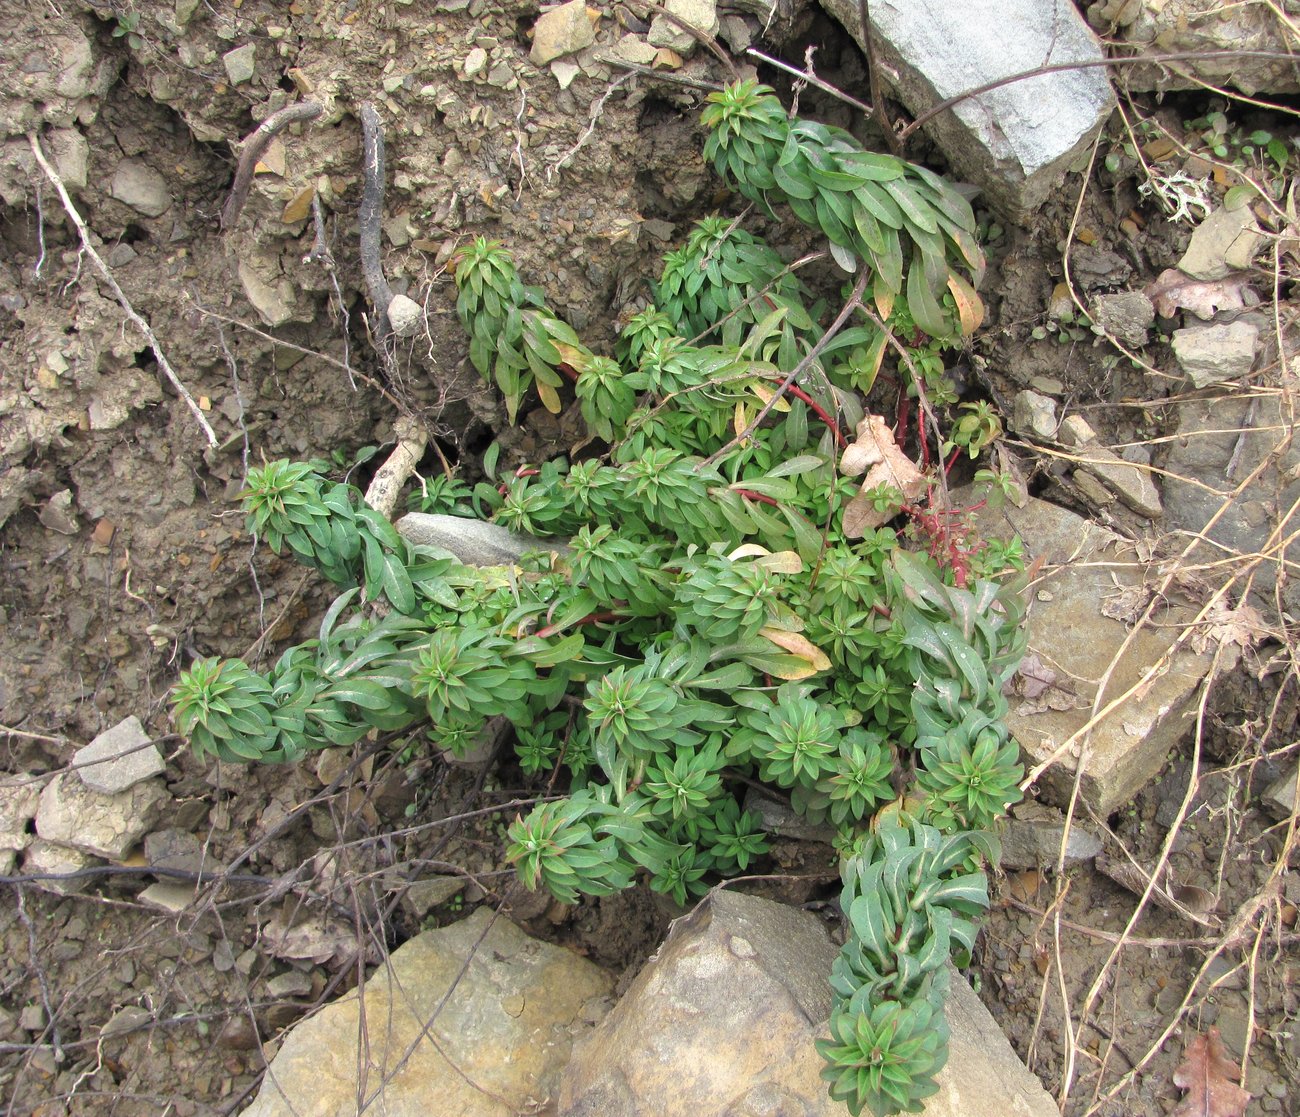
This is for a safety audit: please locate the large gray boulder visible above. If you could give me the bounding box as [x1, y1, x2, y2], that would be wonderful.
[559, 890, 1056, 1116]
[243, 907, 615, 1117]
[820, 0, 1115, 219]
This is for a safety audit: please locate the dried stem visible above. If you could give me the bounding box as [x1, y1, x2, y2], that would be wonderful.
[220, 101, 322, 230]
[358, 102, 394, 337]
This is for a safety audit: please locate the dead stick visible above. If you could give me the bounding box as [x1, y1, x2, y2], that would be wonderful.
[358, 102, 393, 337]
[364, 416, 428, 519]
[28, 132, 219, 448]
[220, 101, 322, 230]
[857, 0, 899, 154]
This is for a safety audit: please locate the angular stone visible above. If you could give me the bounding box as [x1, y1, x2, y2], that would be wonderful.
[743, 787, 836, 843]
[1178, 204, 1266, 281]
[1262, 762, 1297, 821]
[396, 512, 570, 565]
[1073, 444, 1163, 519]
[972, 497, 1222, 815]
[550, 58, 581, 89]
[560, 891, 1056, 1116]
[462, 46, 488, 77]
[144, 828, 206, 874]
[110, 159, 171, 217]
[1012, 390, 1058, 440]
[73, 715, 164, 794]
[139, 882, 196, 913]
[1092, 290, 1155, 347]
[648, 0, 719, 53]
[242, 906, 615, 1117]
[999, 801, 1103, 870]
[1162, 389, 1300, 612]
[612, 34, 659, 66]
[0, 779, 41, 875]
[386, 293, 424, 337]
[23, 839, 98, 896]
[530, 0, 595, 66]
[821, 0, 1114, 219]
[238, 259, 295, 327]
[1171, 321, 1259, 388]
[222, 43, 257, 85]
[35, 772, 168, 861]
[45, 127, 89, 191]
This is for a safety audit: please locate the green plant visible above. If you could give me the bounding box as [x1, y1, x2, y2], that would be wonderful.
[112, 9, 144, 50]
[171, 81, 1027, 1117]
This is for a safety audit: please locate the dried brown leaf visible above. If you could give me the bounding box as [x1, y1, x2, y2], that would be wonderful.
[1189, 600, 1267, 656]
[1145, 268, 1256, 321]
[1172, 1028, 1251, 1117]
[1011, 652, 1057, 699]
[839, 414, 926, 537]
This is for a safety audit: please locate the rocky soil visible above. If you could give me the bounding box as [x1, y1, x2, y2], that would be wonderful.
[1, 2, 1297, 1115]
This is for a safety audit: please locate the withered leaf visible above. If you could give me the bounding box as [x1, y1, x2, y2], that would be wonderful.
[1172, 1028, 1251, 1117]
[1189, 600, 1267, 656]
[839, 414, 926, 537]
[1145, 268, 1256, 321]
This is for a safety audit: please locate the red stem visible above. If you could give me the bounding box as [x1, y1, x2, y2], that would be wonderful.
[534, 610, 622, 640]
[735, 489, 780, 507]
[782, 383, 848, 448]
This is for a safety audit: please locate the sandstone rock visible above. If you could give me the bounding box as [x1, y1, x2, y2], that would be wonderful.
[0, 779, 41, 875]
[138, 882, 196, 914]
[22, 839, 98, 896]
[237, 259, 296, 327]
[242, 906, 615, 1117]
[1171, 321, 1259, 387]
[821, 0, 1114, 219]
[144, 828, 206, 874]
[1262, 762, 1297, 821]
[462, 46, 488, 78]
[648, 0, 720, 53]
[1073, 445, 1163, 519]
[1088, 0, 1300, 95]
[222, 43, 257, 85]
[1012, 390, 1058, 440]
[1092, 290, 1155, 347]
[560, 891, 1057, 1116]
[110, 159, 172, 217]
[396, 512, 570, 565]
[74, 715, 164, 794]
[35, 772, 168, 861]
[972, 497, 1223, 815]
[1178, 204, 1266, 281]
[530, 0, 596, 66]
[38, 489, 79, 536]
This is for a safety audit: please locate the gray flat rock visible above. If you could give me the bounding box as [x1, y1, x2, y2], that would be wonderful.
[73, 715, 164, 794]
[1171, 321, 1259, 387]
[972, 496, 1223, 815]
[396, 512, 569, 565]
[821, 0, 1114, 219]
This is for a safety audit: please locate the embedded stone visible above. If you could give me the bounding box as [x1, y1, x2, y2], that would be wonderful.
[73, 715, 164, 794]
[530, 0, 596, 66]
[110, 159, 172, 217]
